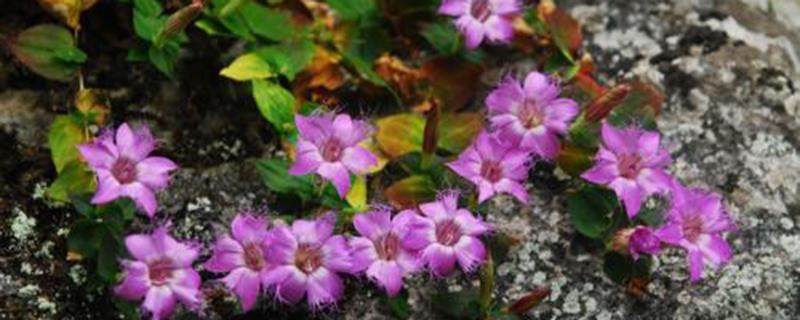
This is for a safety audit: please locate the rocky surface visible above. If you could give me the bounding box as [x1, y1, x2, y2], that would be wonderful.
[1, 0, 799, 319]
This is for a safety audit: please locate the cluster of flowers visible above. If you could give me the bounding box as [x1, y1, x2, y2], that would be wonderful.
[112, 195, 490, 318]
[435, 0, 736, 284]
[77, 120, 491, 319]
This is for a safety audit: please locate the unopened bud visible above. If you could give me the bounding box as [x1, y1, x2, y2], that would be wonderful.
[154, 1, 204, 48]
[585, 83, 631, 122]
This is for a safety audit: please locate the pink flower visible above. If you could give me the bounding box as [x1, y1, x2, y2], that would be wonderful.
[204, 214, 271, 311]
[628, 226, 662, 260]
[77, 123, 177, 218]
[438, 0, 521, 48]
[486, 72, 579, 159]
[114, 227, 201, 320]
[581, 122, 674, 218]
[289, 113, 377, 198]
[447, 131, 531, 204]
[262, 213, 353, 309]
[349, 208, 422, 296]
[404, 192, 491, 277]
[655, 184, 735, 282]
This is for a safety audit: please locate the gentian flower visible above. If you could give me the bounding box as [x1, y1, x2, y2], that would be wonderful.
[404, 192, 491, 277]
[114, 227, 201, 320]
[447, 131, 531, 204]
[263, 213, 353, 309]
[350, 208, 422, 296]
[581, 122, 673, 218]
[486, 72, 579, 159]
[627, 226, 662, 260]
[289, 113, 377, 198]
[655, 184, 735, 282]
[438, 0, 521, 49]
[205, 214, 271, 311]
[78, 123, 177, 218]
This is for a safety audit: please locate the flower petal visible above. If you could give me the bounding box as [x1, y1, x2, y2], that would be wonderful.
[696, 234, 732, 269]
[610, 178, 643, 218]
[524, 72, 557, 103]
[454, 209, 490, 236]
[142, 286, 176, 320]
[367, 260, 404, 297]
[232, 214, 269, 244]
[581, 162, 618, 185]
[521, 131, 559, 160]
[123, 182, 158, 218]
[78, 143, 115, 169]
[274, 267, 308, 304]
[637, 168, 673, 195]
[116, 123, 155, 162]
[687, 248, 705, 283]
[169, 269, 202, 309]
[454, 236, 487, 273]
[307, 268, 344, 308]
[317, 162, 352, 198]
[204, 236, 245, 272]
[341, 146, 377, 174]
[231, 269, 261, 311]
[295, 114, 330, 145]
[486, 78, 524, 115]
[125, 234, 157, 261]
[438, 0, 468, 16]
[322, 235, 352, 273]
[114, 261, 150, 300]
[349, 237, 378, 273]
[289, 140, 324, 175]
[544, 98, 580, 133]
[422, 244, 457, 277]
[266, 226, 297, 265]
[494, 179, 529, 204]
[483, 16, 513, 43]
[92, 170, 122, 204]
[353, 210, 392, 240]
[600, 122, 633, 154]
[456, 16, 485, 49]
[135, 157, 177, 190]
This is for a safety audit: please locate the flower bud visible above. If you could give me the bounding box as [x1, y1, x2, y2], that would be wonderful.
[154, 1, 204, 48]
[612, 226, 662, 260]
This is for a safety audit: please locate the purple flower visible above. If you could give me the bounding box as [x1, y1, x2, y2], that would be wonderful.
[486, 72, 579, 159]
[204, 214, 271, 311]
[78, 123, 177, 218]
[655, 184, 735, 282]
[404, 192, 491, 277]
[114, 227, 201, 320]
[628, 226, 662, 260]
[581, 122, 674, 218]
[289, 113, 378, 198]
[262, 213, 353, 309]
[447, 131, 531, 204]
[349, 208, 422, 296]
[438, 0, 521, 48]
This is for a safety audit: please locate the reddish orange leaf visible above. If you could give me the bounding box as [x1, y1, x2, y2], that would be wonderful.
[384, 175, 436, 209]
[544, 8, 582, 60]
[420, 56, 483, 112]
[505, 287, 551, 315]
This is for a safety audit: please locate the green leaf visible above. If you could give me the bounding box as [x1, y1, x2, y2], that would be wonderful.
[97, 228, 123, 282]
[432, 288, 482, 320]
[48, 115, 87, 173]
[251, 80, 295, 133]
[375, 112, 482, 158]
[385, 290, 411, 320]
[67, 219, 101, 257]
[256, 159, 315, 200]
[148, 42, 180, 76]
[220, 53, 274, 81]
[328, 0, 376, 21]
[133, 10, 165, 42]
[603, 252, 652, 285]
[421, 22, 461, 55]
[240, 3, 295, 41]
[438, 112, 483, 154]
[47, 160, 96, 202]
[384, 175, 437, 209]
[566, 185, 619, 239]
[254, 37, 315, 80]
[134, 0, 163, 17]
[9, 24, 86, 81]
[375, 113, 425, 158]
[345, 176, 367, 212]
[545, 9, 582, 62]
